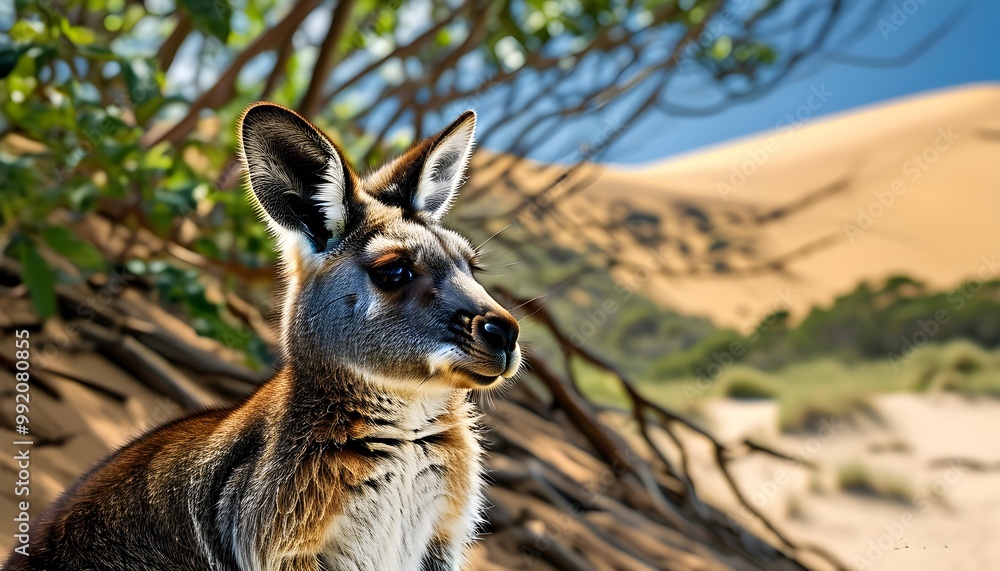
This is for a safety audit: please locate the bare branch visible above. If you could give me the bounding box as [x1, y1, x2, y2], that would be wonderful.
[144, 0, 320, 147]
[298, 0, 358, 118]
[157, 11, 192, 73]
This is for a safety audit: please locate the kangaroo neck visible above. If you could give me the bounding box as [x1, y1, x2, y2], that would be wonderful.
[262, 359, 462, 444]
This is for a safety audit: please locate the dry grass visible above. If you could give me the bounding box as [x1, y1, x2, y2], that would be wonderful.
[836, 463, 915, 505]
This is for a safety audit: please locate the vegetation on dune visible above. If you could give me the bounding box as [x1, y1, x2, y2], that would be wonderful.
[560, 274, 1000, 429]
[641, 275, 1000, 381]
[514, 258, 1000, 398]
[575, 340, 1000, 430]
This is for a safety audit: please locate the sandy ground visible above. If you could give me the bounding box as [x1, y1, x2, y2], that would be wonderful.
[697, 394, 1000, 571]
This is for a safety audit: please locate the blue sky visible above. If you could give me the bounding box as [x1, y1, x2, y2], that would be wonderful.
[474, 0, 1000, 166]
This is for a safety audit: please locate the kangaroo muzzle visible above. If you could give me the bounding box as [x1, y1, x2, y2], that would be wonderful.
[472, 312, 520, 377]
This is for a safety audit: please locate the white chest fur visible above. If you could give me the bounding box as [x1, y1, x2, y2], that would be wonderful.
[322, 441, 447, 569]
[319, 392, 484, 571]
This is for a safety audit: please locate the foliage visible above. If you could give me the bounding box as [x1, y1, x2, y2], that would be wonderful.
[640, 276, 1000, 382]
[560, 274, 1000, 428]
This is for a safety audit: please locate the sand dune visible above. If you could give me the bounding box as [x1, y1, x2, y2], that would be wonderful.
[545, 83, 1000, 329]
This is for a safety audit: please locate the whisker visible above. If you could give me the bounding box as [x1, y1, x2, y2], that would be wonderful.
[516, 308, 557, 329]
[482, 261, 521, 271]
[476, 247, 518, 261]
[517, 307, 542, 323]
[476, 224, 511, 252]
[511, 293, 549, 312]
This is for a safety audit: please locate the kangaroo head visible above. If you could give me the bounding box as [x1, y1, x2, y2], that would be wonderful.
[238, 103, 520, 391]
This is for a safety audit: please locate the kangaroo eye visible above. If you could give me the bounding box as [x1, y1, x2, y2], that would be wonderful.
[369, 261, 414, 289]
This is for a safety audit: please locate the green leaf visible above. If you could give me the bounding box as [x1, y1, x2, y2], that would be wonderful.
[42, 227, 105, 271]
[141, 141, 174, 171]
[121, 58, 159, 105]
[148, 201, 175, 234]
[180, 0, 233, 42]
[757, 45, 778, 65]
[710, 36, 732, 60]
[193, 237, 222, 259]
[9, 20, 43, 43]
[59, 19, 97, 45]
[78, 45, 117, 61]
[121, 58, 166, 124]
[0, 42, 29, 79]
[18, 240, 57, 319]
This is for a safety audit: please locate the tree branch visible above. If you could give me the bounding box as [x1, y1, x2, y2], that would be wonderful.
[144, 0, 320, 148]
[157, 11, 192, 74]
[298, 0, 358, 118]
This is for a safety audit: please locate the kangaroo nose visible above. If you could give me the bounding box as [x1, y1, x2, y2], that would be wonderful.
[480, 319, 518, 354]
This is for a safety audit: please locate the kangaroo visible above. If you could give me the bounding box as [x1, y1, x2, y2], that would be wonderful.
[5, 103, 521, 571]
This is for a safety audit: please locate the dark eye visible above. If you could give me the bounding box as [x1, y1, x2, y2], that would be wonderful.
[369, 261, 415, 289]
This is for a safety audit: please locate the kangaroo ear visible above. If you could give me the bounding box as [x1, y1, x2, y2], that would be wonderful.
[414, 110, 476, 222]
[238, 102, 351, 257]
